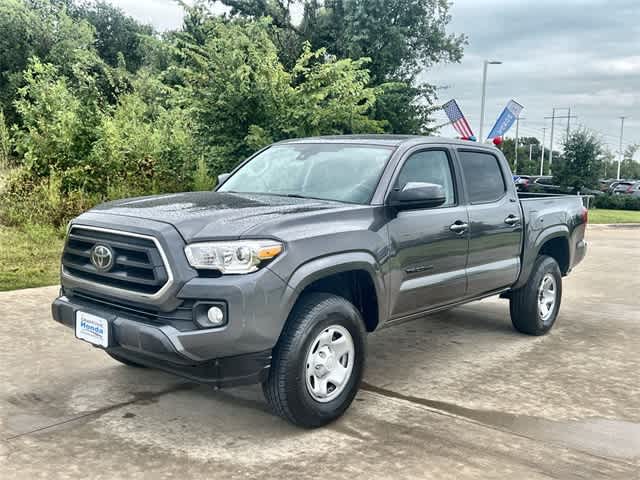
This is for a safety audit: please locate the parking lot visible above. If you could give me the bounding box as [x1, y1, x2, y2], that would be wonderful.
[1, 225, 638, 479]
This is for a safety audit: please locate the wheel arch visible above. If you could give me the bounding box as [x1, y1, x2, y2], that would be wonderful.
[281, 252, 386, 333]
[537, 236, 570, 274]
[513, 225, 570, 289]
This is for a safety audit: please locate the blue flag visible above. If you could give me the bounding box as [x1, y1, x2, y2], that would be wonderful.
[487, 100, 524, 140]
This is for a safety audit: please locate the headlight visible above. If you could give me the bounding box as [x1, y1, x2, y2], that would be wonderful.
[184, 240, 283, 274]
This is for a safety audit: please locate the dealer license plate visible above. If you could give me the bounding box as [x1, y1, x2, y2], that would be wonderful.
[75, 311, 109, 348]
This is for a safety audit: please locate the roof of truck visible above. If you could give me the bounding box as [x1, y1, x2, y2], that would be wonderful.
[275, 135, 499, 149]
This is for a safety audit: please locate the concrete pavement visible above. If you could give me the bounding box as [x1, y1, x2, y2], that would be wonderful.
[1, 226, 639, 479]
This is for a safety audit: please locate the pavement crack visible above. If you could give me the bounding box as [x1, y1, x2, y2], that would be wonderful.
[4, 382, 198, 441]
[359, 382, 640, 466]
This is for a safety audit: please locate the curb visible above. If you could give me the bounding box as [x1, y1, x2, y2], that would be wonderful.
[588, 223, 640, 229]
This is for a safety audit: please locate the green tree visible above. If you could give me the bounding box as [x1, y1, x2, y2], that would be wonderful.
[71, 1, 154, 72]
[2, 0, 440, 228]
[553, 129, 603, 191]
[619, 144, 640, 179]
[91, 89, 196, 195]
[176, 16, 383, 174]
[501, 136, 545, 175]
[221, 0, 464, 79]
[0, 0, 98, 122]
[12, 59, 102, 188]
[217, 0, 465, 133]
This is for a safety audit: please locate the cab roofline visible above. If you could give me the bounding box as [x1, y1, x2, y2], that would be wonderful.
[274, 134, 499, 150]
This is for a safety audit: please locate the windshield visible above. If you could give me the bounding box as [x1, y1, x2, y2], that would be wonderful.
[218, 143, 393, 204]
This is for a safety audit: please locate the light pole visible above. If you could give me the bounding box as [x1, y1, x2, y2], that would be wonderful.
[617, 116, 626, 180]
[540, 127, 546, 175]
[514, 115, 525, 172]
[479, 60, 502, 141]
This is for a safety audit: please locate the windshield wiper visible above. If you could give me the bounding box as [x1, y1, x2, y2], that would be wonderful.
[283, 193, 310, 199]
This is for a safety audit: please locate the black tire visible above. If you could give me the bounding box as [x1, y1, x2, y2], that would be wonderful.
[107, 351, 148, 368]
[510, 255, 562, 335]
[262, 292, 366, 428]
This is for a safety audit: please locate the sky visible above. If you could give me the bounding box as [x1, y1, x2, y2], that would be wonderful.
[105, 0, 639, 156]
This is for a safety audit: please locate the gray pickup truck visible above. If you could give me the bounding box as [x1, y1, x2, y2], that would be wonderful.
[52, 135, 588, 427]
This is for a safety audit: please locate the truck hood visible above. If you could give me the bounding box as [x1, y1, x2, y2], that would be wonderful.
[89, 191, 351, 241]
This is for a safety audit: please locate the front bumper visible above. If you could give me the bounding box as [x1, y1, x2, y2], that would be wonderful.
[52, 295, 271, 388]
[54, 215, 294, 387]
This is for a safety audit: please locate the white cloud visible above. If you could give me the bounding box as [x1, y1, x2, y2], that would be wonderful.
[105, 0, 187, 30]
[597, 56, 640, 75]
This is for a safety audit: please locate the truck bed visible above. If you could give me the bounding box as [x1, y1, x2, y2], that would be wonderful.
[512, 192, 588, 290]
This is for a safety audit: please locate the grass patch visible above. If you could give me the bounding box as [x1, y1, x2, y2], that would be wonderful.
[0, 223, 65, 291]
[589, 209, 640, 224]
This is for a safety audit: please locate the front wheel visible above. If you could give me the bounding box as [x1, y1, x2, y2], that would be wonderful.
[263, 293, 366, 428]
[510, 255, 562, 335]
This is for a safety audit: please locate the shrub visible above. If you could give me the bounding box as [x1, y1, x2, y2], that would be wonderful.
[192, 157, 216, 191]
[0, 110, 12, 169]
[90, 91, 196, 194]
[0, 168, 99, 227]
[12, 60, 102, 189]
[3, 15, 388, 229]
[593, 194, 640, 211]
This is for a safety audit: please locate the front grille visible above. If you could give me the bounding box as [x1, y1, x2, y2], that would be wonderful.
[68, 290, 195, 331]
[62, 226, 170, 296]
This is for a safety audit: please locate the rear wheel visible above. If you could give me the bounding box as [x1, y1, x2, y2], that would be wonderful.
[263, 293, 366, 428]
[510, 255, 562, 335]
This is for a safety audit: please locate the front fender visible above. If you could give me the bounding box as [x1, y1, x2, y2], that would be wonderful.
[275, 251, 387, 329]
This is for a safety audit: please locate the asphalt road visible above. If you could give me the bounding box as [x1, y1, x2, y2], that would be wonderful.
[1, 225, 639, 479]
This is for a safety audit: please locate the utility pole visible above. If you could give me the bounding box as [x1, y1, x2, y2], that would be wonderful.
[540, 128, 546, 175]
[548, 109, 556, 170]
[566, 107, 571, 138]
[544, 108, 577, 173]
[617, 116, 626, 180]
[529, 144, 533, 165]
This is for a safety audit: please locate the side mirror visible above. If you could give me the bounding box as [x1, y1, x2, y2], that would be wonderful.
[217, 173, 230, 186]
[389, 182, 447, 210]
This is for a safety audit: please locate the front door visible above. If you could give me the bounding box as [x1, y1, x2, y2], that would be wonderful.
[387, 148, 469, 319]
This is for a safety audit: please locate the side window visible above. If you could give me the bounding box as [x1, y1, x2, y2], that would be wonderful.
[458, 151, 506, 203]
[395, 150, 455, 207]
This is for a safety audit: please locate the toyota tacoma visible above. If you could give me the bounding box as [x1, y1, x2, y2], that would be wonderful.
[52, 135, 588, 427]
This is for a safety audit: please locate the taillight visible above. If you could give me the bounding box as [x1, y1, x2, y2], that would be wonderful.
[581, 208, 588, 224]
[626, 185, 633, 193]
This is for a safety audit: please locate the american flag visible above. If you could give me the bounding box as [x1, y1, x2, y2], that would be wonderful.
[442, 99, 475, 138]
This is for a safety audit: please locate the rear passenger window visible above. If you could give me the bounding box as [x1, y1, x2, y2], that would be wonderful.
[458, 151, 506, 203]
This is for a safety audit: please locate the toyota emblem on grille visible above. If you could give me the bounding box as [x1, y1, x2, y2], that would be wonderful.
[90, 244, 114, 272]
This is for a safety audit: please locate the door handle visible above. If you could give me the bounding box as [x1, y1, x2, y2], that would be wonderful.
[504, 215, 520, 225]
[449, 221, 469, 234]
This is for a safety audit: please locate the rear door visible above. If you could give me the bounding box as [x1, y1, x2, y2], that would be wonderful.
[456, 149, 523, 297]
[386, 147, 469, 318]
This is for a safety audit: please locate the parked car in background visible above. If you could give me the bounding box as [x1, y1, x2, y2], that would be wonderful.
[528, 176, 602, 197]
[533, 176, 563, 194]
[612, 181, 637, 195]
[615, 181, 640, 197]
[514, 175, 533, 192]
[598, 179, 615, 192]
